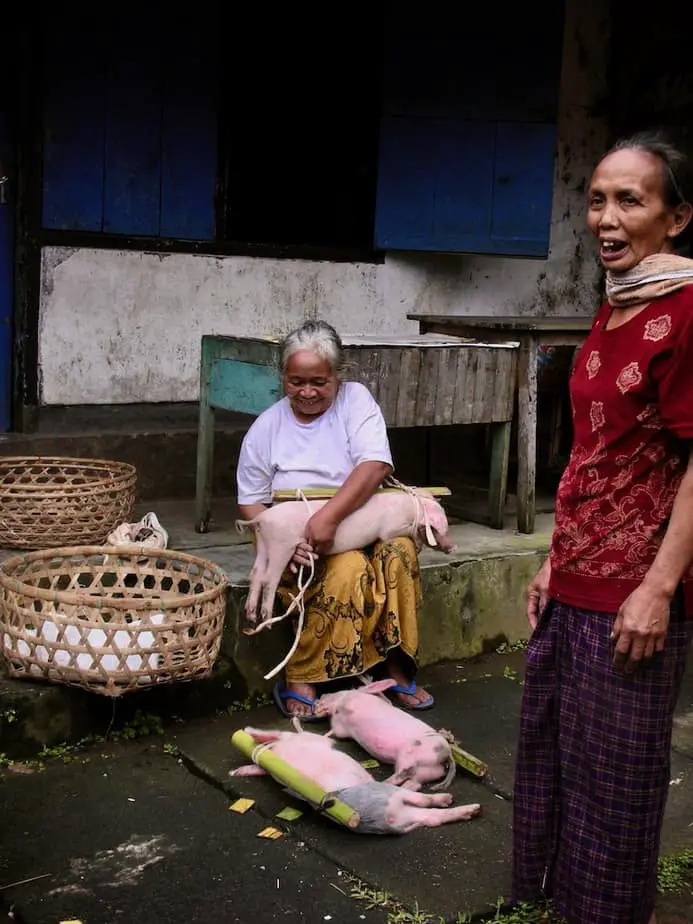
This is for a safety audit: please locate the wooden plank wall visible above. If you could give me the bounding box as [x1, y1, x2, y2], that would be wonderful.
[342, 345, 517, 427]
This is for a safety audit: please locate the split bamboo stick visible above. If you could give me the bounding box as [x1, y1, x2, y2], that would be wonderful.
[230, 730, 361, 830]
[272, 486, 452, 502]
[450, 741, 488, 779]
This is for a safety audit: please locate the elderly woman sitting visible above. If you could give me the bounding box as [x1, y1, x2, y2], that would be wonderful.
[236, 319, 432, 719]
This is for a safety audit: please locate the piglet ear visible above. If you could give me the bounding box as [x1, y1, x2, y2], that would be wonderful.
[359, 678, 398, 695]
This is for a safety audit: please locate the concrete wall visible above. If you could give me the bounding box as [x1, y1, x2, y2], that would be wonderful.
[37, 0, 609, 407]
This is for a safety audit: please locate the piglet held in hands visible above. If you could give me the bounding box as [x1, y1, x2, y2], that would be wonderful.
[238, 491, 455, 627]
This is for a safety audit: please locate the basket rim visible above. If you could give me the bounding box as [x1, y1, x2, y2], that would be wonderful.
[0, 456, 137, 494]
[0, 544, 229, 610]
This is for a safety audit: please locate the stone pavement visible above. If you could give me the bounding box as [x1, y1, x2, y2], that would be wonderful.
[1, 651, 692, 923]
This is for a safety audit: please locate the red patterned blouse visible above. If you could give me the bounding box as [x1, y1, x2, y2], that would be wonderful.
[549, 285, 693, 615]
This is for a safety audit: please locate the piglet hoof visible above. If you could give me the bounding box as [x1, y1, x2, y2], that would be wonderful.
[439, 792, 453, 806]
[465, 803, 482, 819]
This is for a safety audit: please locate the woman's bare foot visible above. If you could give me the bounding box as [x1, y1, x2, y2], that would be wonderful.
[385, 659, 432, 708]
[284, 681, 318, 717]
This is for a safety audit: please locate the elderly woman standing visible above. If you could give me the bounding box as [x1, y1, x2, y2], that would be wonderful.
[236, 320, 432, 719]
[513, 132, 693, 924]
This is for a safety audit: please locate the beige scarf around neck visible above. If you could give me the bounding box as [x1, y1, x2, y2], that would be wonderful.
[606, 253, 693, 306]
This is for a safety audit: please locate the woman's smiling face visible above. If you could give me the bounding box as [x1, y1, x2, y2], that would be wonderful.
[284, 350, 338, 423]
[587, 147, 691, 272]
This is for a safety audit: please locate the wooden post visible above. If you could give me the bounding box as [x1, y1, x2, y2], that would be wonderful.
[487, 420, 511, 530]
[195, 337, 216, 533]
[517, 335, 538, 534]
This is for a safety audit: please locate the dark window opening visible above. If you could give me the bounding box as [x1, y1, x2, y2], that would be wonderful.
[220, 6, 383, 252]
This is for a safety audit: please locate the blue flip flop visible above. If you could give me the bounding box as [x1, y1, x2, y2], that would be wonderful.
[386, 680, 435, 711]
[272, 682, 326, 723]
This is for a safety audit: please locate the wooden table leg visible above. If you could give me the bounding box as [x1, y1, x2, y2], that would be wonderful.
[517, 335, 538, 534]
[488, 420, 511, 529]
[195, 340, 216, 534]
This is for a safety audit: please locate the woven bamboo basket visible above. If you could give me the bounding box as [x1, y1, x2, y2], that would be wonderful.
[0, 456, 137, 549]
[0, 546, 229, 696]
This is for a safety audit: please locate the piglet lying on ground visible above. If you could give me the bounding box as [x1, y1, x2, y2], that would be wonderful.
[238, 491, 455, 627]
[231, 726, 479, 835]
[316, 679, 456, 791]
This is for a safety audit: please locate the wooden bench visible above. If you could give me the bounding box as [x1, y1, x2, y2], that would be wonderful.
[409, 315, 592, 533]
[195, 333, 518, 533]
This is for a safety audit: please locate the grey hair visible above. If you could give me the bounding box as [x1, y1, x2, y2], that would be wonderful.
[281, 320, 345, 376]
[606, 130, 690, 207]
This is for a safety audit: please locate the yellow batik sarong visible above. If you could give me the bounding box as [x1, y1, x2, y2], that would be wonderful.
[276, 537, 422, 684]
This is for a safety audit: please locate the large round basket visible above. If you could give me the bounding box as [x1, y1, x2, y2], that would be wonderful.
[0, 456, 137, 549]
[0, 546, 229, 696]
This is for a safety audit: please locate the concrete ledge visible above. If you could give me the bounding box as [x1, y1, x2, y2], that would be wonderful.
[218, 517, 552, 695]
[0, 506, 552, 756]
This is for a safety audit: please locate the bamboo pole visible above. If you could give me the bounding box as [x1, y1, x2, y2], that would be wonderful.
[230, 730, 361, 830]
[273, 486, 452, 502]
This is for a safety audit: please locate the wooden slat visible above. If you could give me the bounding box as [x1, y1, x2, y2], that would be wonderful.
[346, 346, 381, 402]
[492, 349, 517, 421]
[485, 351, 501, 422]
[456, 348, 477, 425]
[471, 348, 489, 422]
[433, 348, 458, 427]
[375, 347, 402, 425]
[209, 360, 281, 414]
[447, 349, 464, 425]
[415, 347, 441, 427]
[395, 349, 423, 427]
[409, 313, 593, 334]
[202, 335, 281, 368]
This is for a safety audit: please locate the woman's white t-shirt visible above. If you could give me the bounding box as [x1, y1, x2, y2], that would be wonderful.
[236, 382, 393, 505]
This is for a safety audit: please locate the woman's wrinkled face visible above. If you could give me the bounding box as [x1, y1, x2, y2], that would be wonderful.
[587, 148, 690, 272]
[284, 350, 338, 422]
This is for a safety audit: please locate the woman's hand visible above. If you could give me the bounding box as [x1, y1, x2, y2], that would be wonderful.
[289, 541, 316, 574]
[304, 508, 340, 556]
[611, 582, 671, 672]
[527, 558, 551, 629]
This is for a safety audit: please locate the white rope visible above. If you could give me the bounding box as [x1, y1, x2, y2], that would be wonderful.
[255, 480, 435, 681]
[244, 489, 316, 637]
[385, 476, 437, 547]
[251, 741, 275, 764]
[263, 489, 317, 681]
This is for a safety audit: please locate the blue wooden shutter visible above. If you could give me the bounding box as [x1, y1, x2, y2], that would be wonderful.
[42, 15, 107, 232]
[374, 3, 565, 256]
[159, 18, 218, 240]
[102, 15, 163, 236]
[42, 6, 218, 241]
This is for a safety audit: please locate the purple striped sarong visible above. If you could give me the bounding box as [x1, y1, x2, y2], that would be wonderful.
[512, 595, 691, 924]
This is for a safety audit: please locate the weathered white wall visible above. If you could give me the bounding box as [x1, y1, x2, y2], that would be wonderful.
[38, 0, 609, 406]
